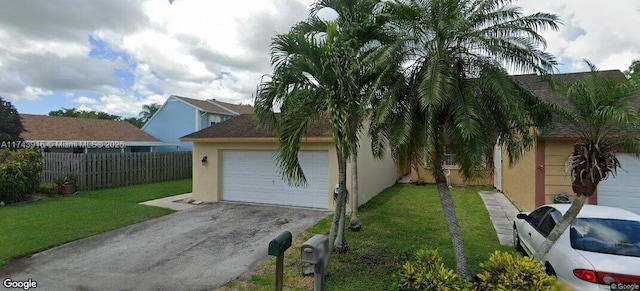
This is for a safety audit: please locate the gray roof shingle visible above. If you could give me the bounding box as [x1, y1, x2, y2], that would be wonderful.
[173, 95, 253, 115]
[20, 114, 160, 142]
[181, 70, 636, 141]
[512, 70, 634, 138]
[181, 114, 332, 140]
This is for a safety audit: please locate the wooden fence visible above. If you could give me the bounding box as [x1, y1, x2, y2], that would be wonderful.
[41, 152, 192, 190]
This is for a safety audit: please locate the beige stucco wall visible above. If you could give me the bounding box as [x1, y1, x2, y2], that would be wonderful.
[190, 137, 397, 211]
[544, 140, 575, 204]
[501, 143, 537, 212]
[352, 129, 398, 207]
[412, 166, 492, 186]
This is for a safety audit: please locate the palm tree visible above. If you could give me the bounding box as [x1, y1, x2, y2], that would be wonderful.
[535, 62, 640, 260]
[139, 103, 161, 123]
[254, 0, 388, 253]
[371, 0, 560, 279]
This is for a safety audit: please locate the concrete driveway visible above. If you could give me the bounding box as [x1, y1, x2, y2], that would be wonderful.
[0, 203, 328, 291]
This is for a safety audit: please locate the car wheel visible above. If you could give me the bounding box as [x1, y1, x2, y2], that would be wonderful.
[513, 224, 524, 253]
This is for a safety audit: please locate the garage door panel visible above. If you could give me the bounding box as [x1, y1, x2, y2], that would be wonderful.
[222, 151, 328, 209]
[598, 154, 640, 215]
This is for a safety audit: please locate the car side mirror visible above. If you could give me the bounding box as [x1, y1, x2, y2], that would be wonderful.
[516, 213, 528, 220]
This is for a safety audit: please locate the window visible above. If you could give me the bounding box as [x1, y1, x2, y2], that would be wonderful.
[422, 147, 489, 169]
[210, 121, 218, 126]
[443, 152, 457, 168]
[73, 147, 84, 154]
[571, 218, 640, 257]
[526, 206, 551, 228]
[423, 148, 459, 169]
[538, 210, 561, 237]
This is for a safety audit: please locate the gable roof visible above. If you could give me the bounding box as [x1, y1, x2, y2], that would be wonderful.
[20, 114, 161, 143]
[512, 70, 634, 139]
[172, 95, 253, 115]
[180, 114, 333, 141]
[141, 95, 254, 130]
[213, 100, 254, 115]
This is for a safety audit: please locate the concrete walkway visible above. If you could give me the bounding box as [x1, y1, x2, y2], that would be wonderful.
[398, 173, 411, 184]
[478, 190, 520, 247]
[139, 193, 200, 211]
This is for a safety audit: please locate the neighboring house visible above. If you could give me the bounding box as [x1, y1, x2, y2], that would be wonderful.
[19, 114, 166, 153]
[414, 70, 640, 215]
[143, 95, 253, 152]
[180, 114, 398, 210]
[412, 149, 494, 186]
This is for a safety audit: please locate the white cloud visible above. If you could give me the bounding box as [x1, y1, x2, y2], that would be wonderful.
[1, 0, 639, 117]
[85, 94, 169, 117]
[518, 0, 640, 71]
[77, 104, 94, 111]
[73, 96, 100, 105]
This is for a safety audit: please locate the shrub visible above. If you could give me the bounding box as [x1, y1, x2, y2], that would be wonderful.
[395, 249, 471, 290]
[476, 251, 566, 291]
[37, 184, 60, 195]
[0, 148, 43, 204]
[54, 173, 76, 187]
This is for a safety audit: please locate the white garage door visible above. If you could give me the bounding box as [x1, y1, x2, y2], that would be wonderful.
[598, 153, 640, 215]
[222, 150, 329, 209]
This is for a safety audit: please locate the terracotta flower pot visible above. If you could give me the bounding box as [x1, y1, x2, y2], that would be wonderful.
[59, 184, 75, 195]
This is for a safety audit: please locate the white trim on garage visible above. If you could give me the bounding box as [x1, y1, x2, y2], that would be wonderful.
[598, 153, 640, 215]
[222, 150, 329, 209]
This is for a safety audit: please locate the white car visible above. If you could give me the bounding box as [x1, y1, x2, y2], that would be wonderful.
[513, 204, 640, 290]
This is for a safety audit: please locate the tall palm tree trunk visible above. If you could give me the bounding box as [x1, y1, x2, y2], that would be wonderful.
[437, 182, 469, 280]
[335, 191, 348, 251]
[329, 149, 349, 253]
[349, 155, 362, 231]
[535, 194, 588, 260]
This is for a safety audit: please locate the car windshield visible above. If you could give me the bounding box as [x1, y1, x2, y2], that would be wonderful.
[571, 218, 640, 257]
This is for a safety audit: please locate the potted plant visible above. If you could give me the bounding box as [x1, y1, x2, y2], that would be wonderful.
[55, 173, 76, 195]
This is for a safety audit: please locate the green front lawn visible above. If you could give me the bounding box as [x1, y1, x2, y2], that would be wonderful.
[223, 184, 512, 290]
[0, 179, 192, 266]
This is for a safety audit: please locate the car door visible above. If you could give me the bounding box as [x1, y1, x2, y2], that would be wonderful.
[520, 206, 551, 255]
[530, 209, 562, 254]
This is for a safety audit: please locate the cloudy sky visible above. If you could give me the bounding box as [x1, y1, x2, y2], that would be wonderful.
[1, 0, 639, 117]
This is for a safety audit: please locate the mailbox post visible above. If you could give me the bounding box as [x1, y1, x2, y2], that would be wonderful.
[300, 234, 329, 291]
[268, 231, 292, 291]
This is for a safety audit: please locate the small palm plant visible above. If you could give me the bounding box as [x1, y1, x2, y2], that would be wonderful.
[55, 173, 77, 195]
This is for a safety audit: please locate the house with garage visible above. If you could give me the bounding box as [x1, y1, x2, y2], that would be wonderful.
[143, 95, 253, 152]
[412, 70, 640, 215]
[19, 114, 165, 153]
[497, 70, 640, 215]
[180, 114, 398, 210]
